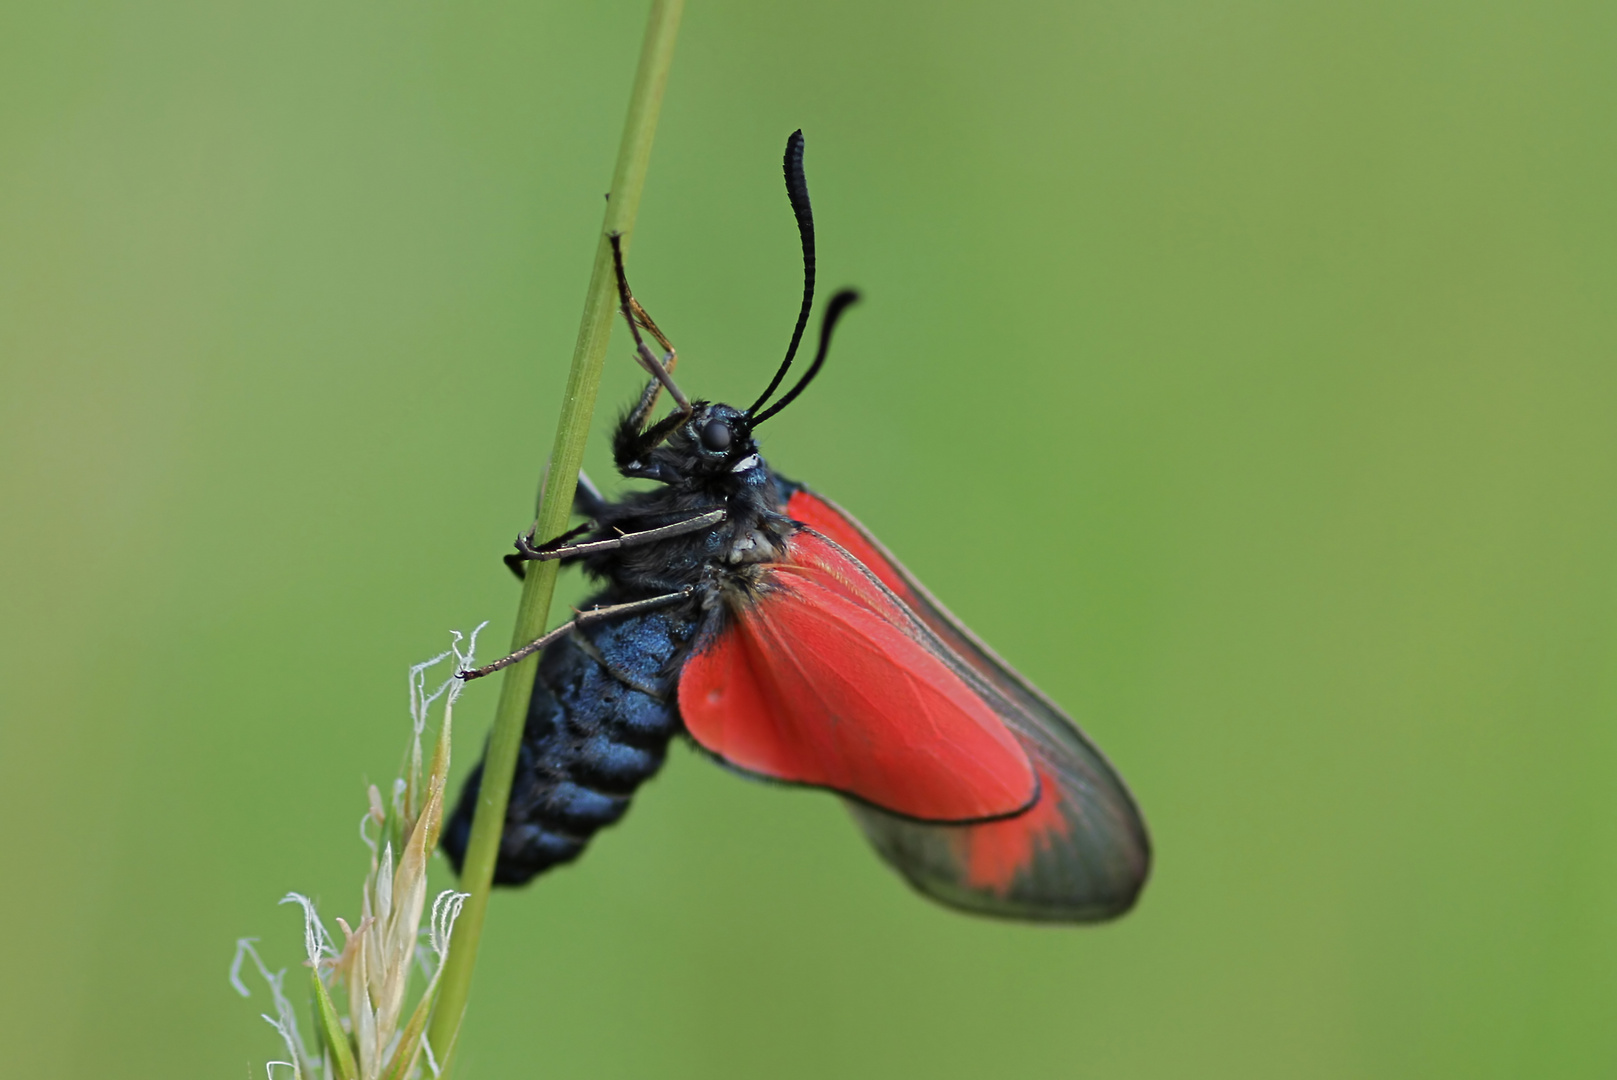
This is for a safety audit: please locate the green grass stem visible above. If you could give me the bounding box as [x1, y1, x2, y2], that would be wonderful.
[424, 2, 685, 1071]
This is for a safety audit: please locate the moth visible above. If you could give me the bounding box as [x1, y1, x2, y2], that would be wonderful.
[445, 132, 1150, 922]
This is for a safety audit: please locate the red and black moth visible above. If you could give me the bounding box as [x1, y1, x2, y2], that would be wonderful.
[443, 132, 1151, 922]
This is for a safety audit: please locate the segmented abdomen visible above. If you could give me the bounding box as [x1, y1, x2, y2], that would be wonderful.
[442, 601, 697, 885]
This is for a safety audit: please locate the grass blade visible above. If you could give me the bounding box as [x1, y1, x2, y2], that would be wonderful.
[423, 2, 686, 1073]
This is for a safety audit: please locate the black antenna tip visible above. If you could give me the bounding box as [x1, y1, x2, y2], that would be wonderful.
[782, 131, 810, 224]
[823, 290, 861, 334]
[747, 131, 820, 417]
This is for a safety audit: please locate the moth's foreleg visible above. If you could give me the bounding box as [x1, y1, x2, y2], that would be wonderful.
[609, 232, 691, 421]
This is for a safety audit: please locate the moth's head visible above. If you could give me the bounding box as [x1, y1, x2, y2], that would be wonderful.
[664, 402, 763, 482]
[611, 131, 860, 490]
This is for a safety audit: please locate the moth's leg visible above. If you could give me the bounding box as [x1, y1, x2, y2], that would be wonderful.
[458, 586, 697, 681]
[506, 469, 613, 580]
[610, 232, 691, 426]
[631, 297, 677, 357]
[504, 465, 617, 578]
[622, 300, 679, 432]
[512, 509, 725, 564]
[504, 520, 594, 581]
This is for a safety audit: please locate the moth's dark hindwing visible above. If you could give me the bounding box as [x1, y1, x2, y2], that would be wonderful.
[442, 599, 699, 884]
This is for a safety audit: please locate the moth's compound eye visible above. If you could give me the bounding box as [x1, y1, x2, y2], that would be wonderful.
[700, 419, 733, 452]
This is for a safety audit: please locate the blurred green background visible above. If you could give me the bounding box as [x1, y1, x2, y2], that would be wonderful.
[3, 1, 1614, 1076]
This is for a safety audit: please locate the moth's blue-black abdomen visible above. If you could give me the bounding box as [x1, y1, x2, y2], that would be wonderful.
[443, 600, 697, 884]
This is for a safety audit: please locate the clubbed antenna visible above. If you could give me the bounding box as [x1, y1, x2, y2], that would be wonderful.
[747, 129, 817, 418]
